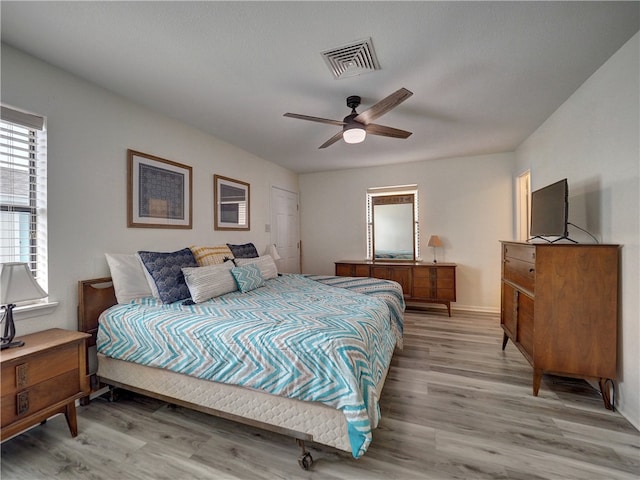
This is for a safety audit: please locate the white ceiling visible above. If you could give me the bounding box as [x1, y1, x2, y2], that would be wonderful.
[1, 2, 638, 174]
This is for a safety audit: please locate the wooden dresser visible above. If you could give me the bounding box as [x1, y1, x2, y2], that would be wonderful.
[1, 328, 90, 441]
[500, 241, 619, 409]
[335, 260, 456, 316]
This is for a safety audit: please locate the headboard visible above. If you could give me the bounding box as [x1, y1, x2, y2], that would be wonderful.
[77, 277, 117, 348]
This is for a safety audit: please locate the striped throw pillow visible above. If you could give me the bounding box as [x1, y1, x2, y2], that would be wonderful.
[182, 262, 238, 303]
[235, 255, 278, 280]
[190, 245, 234, 266]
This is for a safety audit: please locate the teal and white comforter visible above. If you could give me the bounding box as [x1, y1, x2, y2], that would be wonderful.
[97, 274, 404, 458]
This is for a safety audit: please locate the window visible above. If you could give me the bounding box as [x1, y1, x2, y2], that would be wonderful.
[0, 105, 48, 292]
[367, 185, 419, 260]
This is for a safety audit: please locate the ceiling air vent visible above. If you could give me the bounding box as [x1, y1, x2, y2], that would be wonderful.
[321, 37, 380, 80]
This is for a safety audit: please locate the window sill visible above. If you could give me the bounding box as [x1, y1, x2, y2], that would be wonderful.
[13, 301, 59, 321]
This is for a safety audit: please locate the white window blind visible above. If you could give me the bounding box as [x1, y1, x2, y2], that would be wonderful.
[0, 105, 48, 291]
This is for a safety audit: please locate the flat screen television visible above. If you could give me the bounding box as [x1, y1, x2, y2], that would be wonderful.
[530, 178, 569, 239]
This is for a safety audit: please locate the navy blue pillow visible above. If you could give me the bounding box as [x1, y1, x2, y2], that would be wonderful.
[138, 248, 198, 304]
[226, 242, 259, 259]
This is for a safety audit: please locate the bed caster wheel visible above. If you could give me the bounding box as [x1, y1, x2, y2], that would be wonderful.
[298, 451, 313, 470]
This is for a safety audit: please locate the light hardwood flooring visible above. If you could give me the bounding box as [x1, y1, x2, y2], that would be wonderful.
[2, 310, 639, 479]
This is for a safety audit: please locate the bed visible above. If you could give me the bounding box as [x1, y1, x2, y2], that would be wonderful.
[78, 264, 404, 469]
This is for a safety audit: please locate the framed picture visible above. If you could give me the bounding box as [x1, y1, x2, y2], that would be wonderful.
[127, 149, 192, 228]
[214, 174, 250, 231]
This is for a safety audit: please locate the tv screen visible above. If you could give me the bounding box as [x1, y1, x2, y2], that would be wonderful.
[530, 178, 568, 238]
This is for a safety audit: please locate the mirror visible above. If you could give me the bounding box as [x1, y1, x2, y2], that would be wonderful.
[372, 194, 416, 261]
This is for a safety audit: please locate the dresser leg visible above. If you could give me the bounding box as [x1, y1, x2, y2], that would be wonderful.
[501, 332, 509, 350]
[533, 369, 543, 396]
[598, 378, 614, 411]
[446, 302, 451, 317]
[64, 402, 79, 437]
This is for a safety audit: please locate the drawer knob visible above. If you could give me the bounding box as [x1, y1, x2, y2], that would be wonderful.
[529, 268, 535, 273]
[17, 390, 29, 416]
[16, 363, 28, 388]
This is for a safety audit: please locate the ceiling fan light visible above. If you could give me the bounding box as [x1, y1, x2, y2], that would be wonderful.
[343, 125, 366, 144]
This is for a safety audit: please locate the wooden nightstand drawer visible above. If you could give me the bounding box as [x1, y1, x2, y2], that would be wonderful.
[1, 370, 80, 427]
[0, 329, 89, 442]
[1, 344, 79, 395]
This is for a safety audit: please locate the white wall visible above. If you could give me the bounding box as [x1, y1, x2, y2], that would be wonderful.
[299, 153, 514, 312]
[516, 33, 639, 429]
[1, 44, 298, 335]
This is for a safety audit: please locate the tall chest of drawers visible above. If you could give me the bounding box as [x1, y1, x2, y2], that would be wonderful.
[500, 241, 619, 408]
[1, 328, 90, 441]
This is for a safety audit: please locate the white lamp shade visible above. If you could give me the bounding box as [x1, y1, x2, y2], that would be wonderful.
[343, 127, 366, 144]
[268, 244, 282, 261]
[0, 263, 47, 304]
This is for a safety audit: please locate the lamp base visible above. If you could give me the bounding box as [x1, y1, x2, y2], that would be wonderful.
[1, 340, 25, 350]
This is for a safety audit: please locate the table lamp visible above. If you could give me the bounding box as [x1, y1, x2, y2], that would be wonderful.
[268, 244, 282, 261]
[428, 235, 443, 263]
[0, 263, 48, 350]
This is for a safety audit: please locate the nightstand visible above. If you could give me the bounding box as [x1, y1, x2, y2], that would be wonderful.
[1, 328, 90, 441]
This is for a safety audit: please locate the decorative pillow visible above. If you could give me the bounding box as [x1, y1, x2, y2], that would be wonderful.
[235, 255, 278, 280]
[226, 242, 259, 259]
[105, 253, 153, 303]
[190, 245, 234, 266]
[230, 264, 265, 293]
[182, 263, 237, 303]
[137, 248, 198, 304]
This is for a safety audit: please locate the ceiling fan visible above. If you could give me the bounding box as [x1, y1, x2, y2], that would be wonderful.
[283, 87, 413, 149]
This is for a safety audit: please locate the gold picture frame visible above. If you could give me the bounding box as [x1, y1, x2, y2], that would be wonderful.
[127, 149, 192, 229]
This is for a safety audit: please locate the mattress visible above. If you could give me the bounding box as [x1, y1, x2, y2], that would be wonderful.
[97, 352, 390, 453]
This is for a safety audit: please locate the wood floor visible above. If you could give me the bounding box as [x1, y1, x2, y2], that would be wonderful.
[2, 310, 639, 479]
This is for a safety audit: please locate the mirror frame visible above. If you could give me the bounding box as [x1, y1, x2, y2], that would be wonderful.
[372, 193, 416, 262]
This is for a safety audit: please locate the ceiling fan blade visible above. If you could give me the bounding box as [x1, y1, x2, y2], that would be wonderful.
[354, 87, 413, 125]
[283, 113, 345, 127]
[319, 131, 344, 149]
[365, 123, 412, 139]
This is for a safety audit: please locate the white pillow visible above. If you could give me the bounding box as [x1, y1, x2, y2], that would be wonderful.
[105, 253, 153, 304]
[135, 253, 160, 298]
[235, 255, 278, 280]
[182, 262, 238, 303]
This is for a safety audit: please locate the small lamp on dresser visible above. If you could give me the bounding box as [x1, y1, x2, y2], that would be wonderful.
[428, 235, 443, 263]
[0, 262, 48, 350]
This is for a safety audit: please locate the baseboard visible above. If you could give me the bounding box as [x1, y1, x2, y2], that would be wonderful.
[405, 302, 499, 316]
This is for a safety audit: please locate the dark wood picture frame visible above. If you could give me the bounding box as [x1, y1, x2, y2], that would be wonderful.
[214, 174, 250, 231]
[127, 149, 192, 229]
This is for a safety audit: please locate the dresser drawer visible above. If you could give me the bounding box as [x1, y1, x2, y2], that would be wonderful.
[436, 288, 456, 301]
[413, 267, 435, 279]
[1, 344, 79, 395]
[503, 243, 535, 263]
[335, 263, 370, 277]
[1, 369, 80, 427]
[503, 257, 535, 293]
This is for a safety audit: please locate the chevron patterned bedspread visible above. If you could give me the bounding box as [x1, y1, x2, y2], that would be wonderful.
[97, 274, 404, 458]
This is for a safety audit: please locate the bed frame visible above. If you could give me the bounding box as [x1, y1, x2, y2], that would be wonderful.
[77, 277, 391, 469]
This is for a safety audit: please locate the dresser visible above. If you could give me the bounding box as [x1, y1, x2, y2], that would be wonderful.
[1, 328, 90, 441]
[500, 241, 619, 409]
[335, 260, 456, 316]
